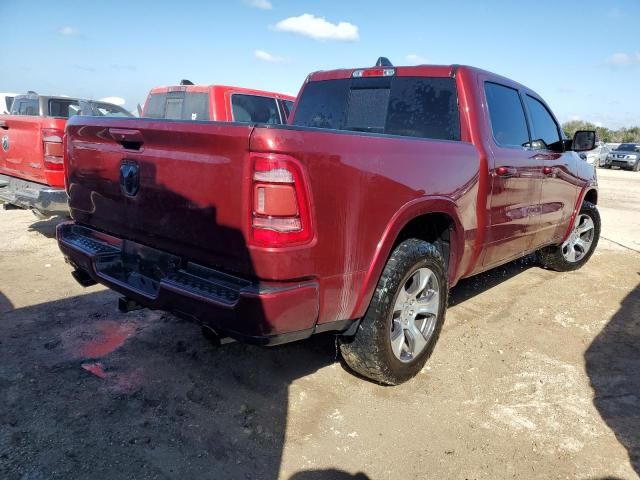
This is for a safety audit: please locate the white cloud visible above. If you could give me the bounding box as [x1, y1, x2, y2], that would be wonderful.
[244, 0, 272, 10]
[273, 14, 358, 41]
[58, 26, 78, 36]
[608, 52, 640, 66]
[254, 49, 285, 63]
[406, 54, 427, 65]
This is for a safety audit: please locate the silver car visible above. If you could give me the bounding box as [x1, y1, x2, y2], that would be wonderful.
[579, 142, 610, 167]
[606, 143, 640, 171]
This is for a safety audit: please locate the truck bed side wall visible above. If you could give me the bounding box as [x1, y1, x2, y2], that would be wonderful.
[249, 127, 481, 324]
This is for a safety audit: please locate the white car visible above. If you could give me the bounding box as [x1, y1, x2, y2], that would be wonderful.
[0, 93, 18, 114]
[579, 142, 610, 167]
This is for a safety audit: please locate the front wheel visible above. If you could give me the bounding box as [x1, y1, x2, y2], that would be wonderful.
[538, 201, 600, 272]
[339, 239, 448, 385]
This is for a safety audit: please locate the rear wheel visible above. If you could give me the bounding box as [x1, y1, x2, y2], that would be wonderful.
[538, 201, 600, 272]
[339, 239, 448, 385]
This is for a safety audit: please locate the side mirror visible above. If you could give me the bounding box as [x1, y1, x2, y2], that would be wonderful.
[572, 130, 596, 152]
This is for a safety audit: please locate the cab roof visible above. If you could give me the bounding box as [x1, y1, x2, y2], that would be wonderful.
[148, 84, 296, 101]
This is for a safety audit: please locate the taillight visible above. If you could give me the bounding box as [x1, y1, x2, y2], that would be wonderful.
[42, 128, 64, 171]
[250, 153, 313, 247]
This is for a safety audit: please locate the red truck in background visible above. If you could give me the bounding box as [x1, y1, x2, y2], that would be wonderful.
[142, 81, 295, 123]
[57, 61, 599, 385]
[0, 93, 131, 217]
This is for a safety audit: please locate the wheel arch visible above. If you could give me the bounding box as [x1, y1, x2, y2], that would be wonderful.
[562, 186, 598, 242]
[350, 197, 465, 319]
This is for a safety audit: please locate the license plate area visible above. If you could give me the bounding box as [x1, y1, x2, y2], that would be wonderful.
[95, 241, 181, 298]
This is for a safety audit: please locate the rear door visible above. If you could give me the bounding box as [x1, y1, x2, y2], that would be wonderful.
[522, 93, 580, 248]
[481, 81, 542, 268]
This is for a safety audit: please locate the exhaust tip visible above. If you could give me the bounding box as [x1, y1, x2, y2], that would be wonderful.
[201, 325, 221, 347]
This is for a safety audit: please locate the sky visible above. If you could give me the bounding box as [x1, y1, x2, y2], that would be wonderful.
[1, 0, 639, 129]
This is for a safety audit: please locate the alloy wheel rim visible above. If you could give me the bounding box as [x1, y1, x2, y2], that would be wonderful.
[389, 267, 440, 363]
[561, 213, 595, 263]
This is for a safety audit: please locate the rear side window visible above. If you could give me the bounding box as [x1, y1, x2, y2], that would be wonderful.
[283, 100, 294, 116]
[292, 77, 461, 141]
[524, 95, 562, 150]
[48, 99, 81, 118]
[231, 94, 281, 124]
[143, 92, 210, 121]
[11, 97, 39, 116]
[5, 96, 15, 112]
[484, 82, 530, 147]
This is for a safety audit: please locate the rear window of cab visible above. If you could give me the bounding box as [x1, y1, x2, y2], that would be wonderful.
[292, 76, 461, 141]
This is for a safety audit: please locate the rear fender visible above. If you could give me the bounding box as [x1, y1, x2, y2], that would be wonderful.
[350, 196, 464, 319]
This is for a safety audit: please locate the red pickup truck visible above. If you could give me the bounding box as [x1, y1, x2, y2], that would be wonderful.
[142, 82, 295, 123]
[57, 62, 599, 384]
[0, 93, 131, 217]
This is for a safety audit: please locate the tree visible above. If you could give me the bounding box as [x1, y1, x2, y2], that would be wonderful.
[562, 121, 639, 143]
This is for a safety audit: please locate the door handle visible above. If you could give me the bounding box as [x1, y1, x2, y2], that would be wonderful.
[495, 166, 517, 177]
[109, 128, 143, 150]
[0, 121, 9, 130]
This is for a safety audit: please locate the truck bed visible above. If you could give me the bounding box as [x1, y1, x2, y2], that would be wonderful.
[65, 115, 481, 322]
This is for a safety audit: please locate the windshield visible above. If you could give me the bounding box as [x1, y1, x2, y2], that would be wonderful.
[615, 144, 640, 152]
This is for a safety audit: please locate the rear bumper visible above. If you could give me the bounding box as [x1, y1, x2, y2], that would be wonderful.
[0, 173, 68, 216]
[56, 222, 326, 345]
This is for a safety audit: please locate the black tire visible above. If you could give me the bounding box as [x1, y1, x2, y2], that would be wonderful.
[538, 201, 600, 272]
[339, 239, 448, 385]
[634, 162, 639, 172]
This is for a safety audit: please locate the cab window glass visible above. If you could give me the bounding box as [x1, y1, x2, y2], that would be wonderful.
[13, 98, 39, 116]
[484, 82, 529, 147]
[231, 95, 280, 124]
[524, 95, 562, 150]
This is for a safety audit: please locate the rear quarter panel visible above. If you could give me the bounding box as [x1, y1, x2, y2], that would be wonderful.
[250, 126, 481, 323]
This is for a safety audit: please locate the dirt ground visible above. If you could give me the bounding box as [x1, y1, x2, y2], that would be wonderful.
[1, 167, 639, 480]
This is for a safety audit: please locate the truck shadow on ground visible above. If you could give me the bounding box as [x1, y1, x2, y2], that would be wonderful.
[448, 254, 537, 307]
[585, 282, 640, 475]
[27, 215, 66, 239]
[0, 288, 371, 479]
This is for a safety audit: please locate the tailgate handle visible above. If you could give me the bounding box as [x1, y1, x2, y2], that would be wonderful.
[0, 121, 8, 130]
[109, 128, 143, 150]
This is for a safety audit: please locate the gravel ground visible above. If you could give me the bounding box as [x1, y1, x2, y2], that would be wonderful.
[0, 167, 639, 480]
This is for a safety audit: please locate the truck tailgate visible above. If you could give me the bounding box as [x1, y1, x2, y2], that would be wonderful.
[65, 117, 254, 275]
[0, 116, 66, 186]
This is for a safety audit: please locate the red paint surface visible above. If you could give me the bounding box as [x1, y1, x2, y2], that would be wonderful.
[81, 362, 106, 379]
[79, 322, 135, 359]
[0, 115, 66, 187]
